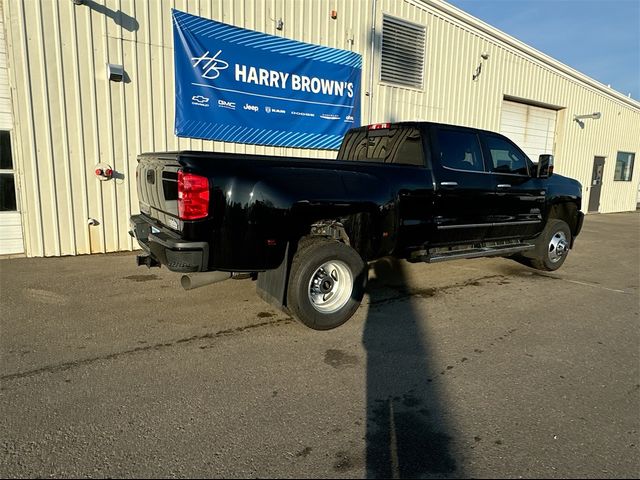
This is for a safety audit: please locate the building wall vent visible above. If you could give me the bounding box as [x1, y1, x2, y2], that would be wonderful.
[380, 15, 426, 89]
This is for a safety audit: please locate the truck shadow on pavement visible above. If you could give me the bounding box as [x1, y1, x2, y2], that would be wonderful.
[363, 257, 459, 479]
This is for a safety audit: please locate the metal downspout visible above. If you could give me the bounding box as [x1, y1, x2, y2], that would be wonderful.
[367, 0, 377, 125]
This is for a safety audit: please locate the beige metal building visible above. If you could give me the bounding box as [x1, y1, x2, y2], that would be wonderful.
[1, 0, 638, 257]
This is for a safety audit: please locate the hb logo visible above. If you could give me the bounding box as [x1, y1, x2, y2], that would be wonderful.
[191, 50, 229, 80]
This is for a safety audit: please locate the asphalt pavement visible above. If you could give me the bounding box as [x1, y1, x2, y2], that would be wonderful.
[1, 212, 638, 478]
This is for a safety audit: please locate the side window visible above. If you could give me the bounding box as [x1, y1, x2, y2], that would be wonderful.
[435, 129, 485, 172]
[483, 135, 530, 175]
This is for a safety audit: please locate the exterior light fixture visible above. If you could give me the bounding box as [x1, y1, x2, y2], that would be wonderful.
[574, 112, 602, 120]
[473, 52, 490, 81]
[573, 112, 601, 128]
[107, 63, 124, 82]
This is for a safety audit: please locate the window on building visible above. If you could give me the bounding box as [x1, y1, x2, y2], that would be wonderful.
[614, 151, 635, 181]
[482, 134, 530, 176]
[380, 15, 426, 89]
[0, 131, 17, 212]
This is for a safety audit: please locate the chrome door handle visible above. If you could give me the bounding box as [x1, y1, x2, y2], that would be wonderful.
[440, 182, 458, 187]
[497, 184, 511, 188]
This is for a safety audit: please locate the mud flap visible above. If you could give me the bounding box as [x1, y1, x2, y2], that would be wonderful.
[256, 243, 290, 311]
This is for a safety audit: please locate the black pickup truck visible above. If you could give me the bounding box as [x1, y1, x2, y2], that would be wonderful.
[130, 121, 584, 330]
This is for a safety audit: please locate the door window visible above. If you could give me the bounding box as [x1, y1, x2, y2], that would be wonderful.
[483, 134, 530, 176]
[435, 129, 485, 172]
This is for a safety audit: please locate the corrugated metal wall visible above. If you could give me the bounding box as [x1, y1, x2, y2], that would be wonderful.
[368, 0, 640, 216]
[3, 0, 639, 257]
[0, 3, 11, 130]
[3, 0, 372, 257]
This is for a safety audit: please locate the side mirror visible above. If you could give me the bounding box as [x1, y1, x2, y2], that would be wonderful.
[537, 154, 554, 178]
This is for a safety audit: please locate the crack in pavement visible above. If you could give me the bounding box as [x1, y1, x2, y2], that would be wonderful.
[0, 317, 293, 383]
[533, 274, 632, 294]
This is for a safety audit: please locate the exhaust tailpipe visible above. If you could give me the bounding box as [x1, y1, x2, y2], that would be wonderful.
[181, 271, 232, 290]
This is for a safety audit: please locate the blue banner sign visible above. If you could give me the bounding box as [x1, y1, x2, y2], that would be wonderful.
[172, 9, 362, 150]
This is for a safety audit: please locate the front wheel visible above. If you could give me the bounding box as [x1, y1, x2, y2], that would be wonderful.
[529, 219, 572, 271]
[287, 238, 367, 330]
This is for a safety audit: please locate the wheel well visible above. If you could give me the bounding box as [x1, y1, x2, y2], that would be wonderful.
[293, 212, 376, 261]
[309, 220, 351, 246]
[257, 213, 372, 313]
[548, 202, 578, 233]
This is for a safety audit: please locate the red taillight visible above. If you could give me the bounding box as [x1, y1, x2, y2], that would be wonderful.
[178, 171, 209, 220]
[368, 123, 391, 130]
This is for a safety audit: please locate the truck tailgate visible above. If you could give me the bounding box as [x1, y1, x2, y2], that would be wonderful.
[136, 154, 182, 230]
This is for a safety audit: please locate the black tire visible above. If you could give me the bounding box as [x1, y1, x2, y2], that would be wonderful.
[529, 219, 572, 271]
[287, 238, 367, 330]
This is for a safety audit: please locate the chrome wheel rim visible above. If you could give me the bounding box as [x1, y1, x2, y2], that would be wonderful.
[548, 231, 569, 263]
[308, 261, 353, 314]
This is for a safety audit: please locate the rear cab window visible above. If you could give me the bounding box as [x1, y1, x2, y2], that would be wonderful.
[338, 125, 427, 167]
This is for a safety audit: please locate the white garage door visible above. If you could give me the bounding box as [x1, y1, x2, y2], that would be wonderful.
[499, 100, 557, 162]
[0, 9, 23, 255]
